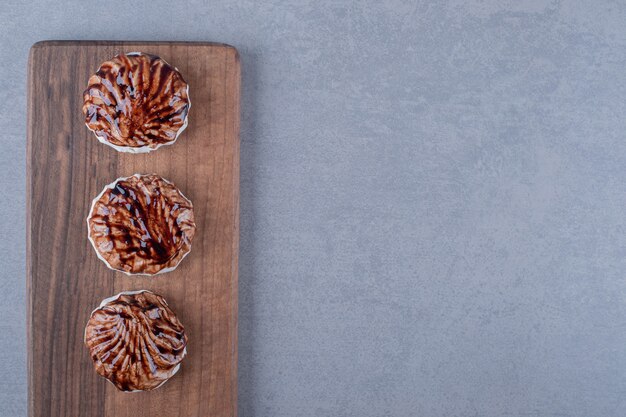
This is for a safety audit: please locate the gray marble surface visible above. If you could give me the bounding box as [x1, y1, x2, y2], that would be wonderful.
[2, 1, 626, 416]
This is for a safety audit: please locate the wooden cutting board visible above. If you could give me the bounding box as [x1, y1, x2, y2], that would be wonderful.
[27, 41, 239, 417]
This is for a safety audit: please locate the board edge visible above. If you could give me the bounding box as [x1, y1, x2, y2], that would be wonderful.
[230, 47, 241, 417]
[26, 41, 39, 417]
[30, 40, 239, 52]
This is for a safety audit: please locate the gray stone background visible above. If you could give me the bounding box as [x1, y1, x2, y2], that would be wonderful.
[2, 1, 626, 416]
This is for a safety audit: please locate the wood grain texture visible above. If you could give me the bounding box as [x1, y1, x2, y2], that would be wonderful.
[27, 41, 239, 417]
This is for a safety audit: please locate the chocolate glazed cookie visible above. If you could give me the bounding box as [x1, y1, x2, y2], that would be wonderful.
[87, 174, 196, 275]
[84, 291, 188, 392]
[82, 52, 190, 153]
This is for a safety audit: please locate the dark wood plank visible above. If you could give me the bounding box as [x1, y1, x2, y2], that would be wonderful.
[27, 41, 239, 417]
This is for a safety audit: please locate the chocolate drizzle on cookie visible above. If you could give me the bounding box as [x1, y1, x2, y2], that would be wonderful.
[87, 174, 196, 275]
[82, 53, 190, 152]
[84, 291, 188, 391]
